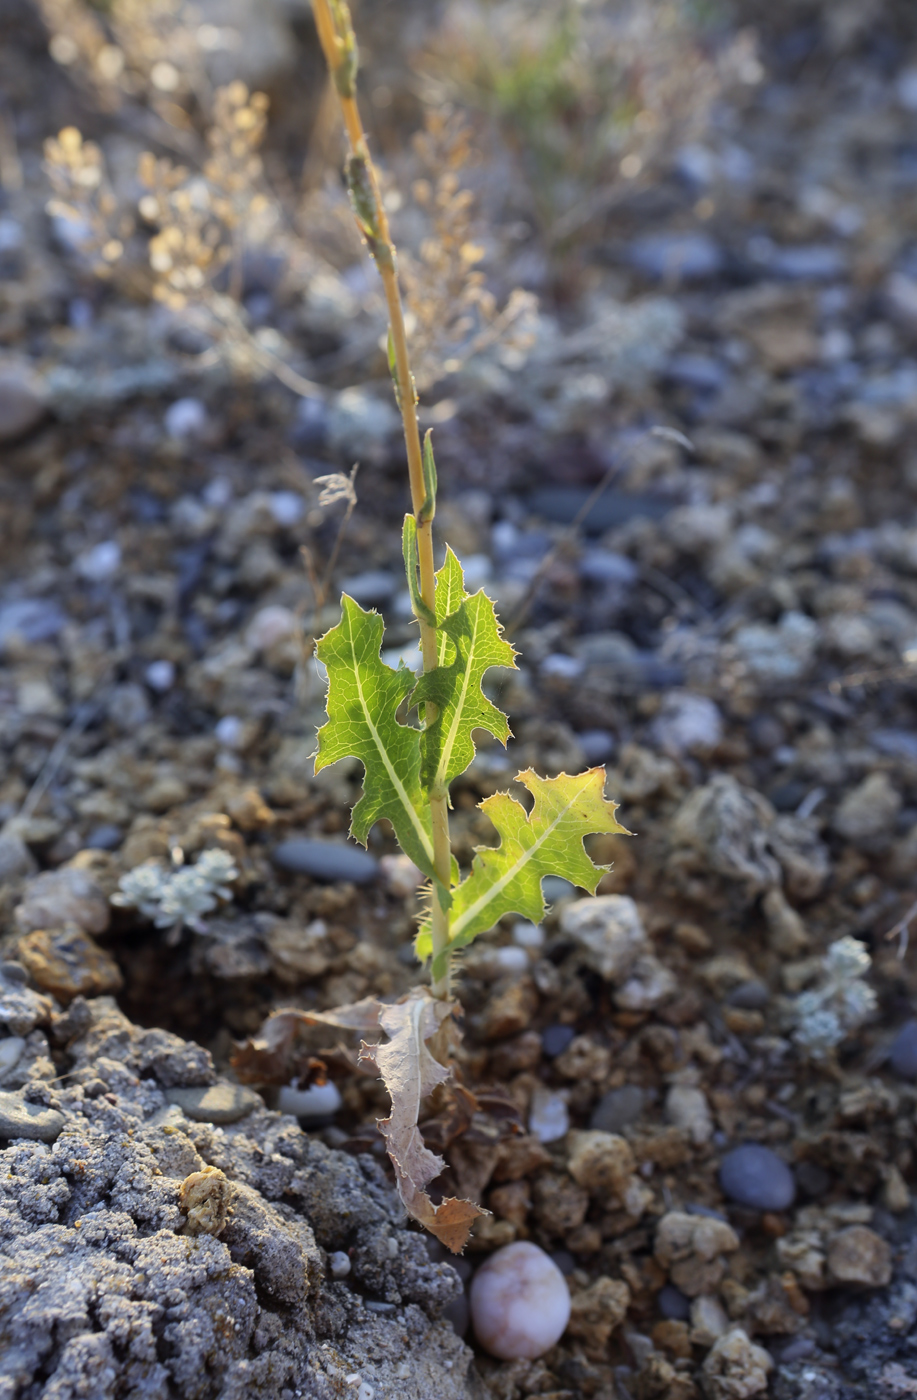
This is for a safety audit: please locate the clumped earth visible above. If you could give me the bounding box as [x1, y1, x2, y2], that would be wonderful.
[3, 0, 917, 1396]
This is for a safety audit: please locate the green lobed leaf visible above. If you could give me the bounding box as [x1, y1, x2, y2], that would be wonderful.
[315, 595, 437, 880]
[415, 767, 628, 980]
[412, 548, 517, 797]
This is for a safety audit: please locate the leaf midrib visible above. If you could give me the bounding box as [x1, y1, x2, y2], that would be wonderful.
[349, 617, 434, 865]
[449, 773, 592, 942]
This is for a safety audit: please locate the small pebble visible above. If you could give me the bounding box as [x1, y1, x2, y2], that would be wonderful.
[145, 660, 175, 692]
[339, 570, 398, 606]
[512, 920, 544, 949]
[85, 825, 123, 851]
[165, 1083, 261, 1124]
[268, 491, 304, 527]
[658, 1284, 691, 1321]
[277, 1080, 343, 1122]
[16, 927, 122, 1001]
[590, 1085, 645, 1135]
[542, 876, 575, 903]
[329, 1250, 351, 1279]
[577, 729, 616, 764]
[271, 837, 378, 885]
[470, 1242, 571, 1360]
[0, 361, 46, 442]
[542, 1025, 576, 1058]
[719, 1144, 796, 1211]
[727, 980, 769, 1010]
[0, 1036, 26, 1078]
[215, 716, 246, 751]
[165, 397, 208, 440]
[528, 1086, 569, 1143]
[0, 833, 37, 882]
[889, 1019, 917, 1079]
[76, 540, 121, 583]
[245, 605, 297, 652]
[0, 1090, 65, 1142]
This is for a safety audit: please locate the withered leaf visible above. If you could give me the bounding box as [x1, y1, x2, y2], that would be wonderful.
[359, 987, 487, 1253]
[231, 997, 382, 1085]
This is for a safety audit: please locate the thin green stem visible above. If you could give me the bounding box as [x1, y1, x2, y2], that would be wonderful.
[312, 0, 452, 995]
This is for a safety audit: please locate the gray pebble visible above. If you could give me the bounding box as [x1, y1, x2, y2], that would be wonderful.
[719, 1144, 796, 1211]
[542, 1025, 576, 1058]
[889, 1019, 917, 1079]
[339, 570, 398, 606]
[0, 1090, 65, 1142]
[0, 1036, 25, 1077]
[628, 231, 723, 282]
[727, 980, 770, 1010]
[658, 1284, 691, 1321]
[590, 1085, 645, 1134]
[165, 1083, 261, 1124]
[0, 362, 46, 443]
[272, 837, 378, 885]
[86, 825, 123, 851]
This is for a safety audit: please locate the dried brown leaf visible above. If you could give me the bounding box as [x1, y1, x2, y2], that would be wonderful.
[359, 987, 487, 1252]
[231, 998, 381, 1085]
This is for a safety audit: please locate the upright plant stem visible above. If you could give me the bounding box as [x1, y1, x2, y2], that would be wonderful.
[312, 0, 452, 995]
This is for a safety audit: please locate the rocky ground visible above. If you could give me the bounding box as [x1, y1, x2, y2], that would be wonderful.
[3, 0, 917, 1396]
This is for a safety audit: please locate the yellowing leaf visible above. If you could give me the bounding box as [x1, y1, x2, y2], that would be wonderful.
[315, 596, 437, 880]
[417, 767, 628, 980]
[413, 547, 516, 795]
[359, 988, 487, 1253]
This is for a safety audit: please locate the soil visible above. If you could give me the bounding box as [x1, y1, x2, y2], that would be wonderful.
[3, 0, 917, 1396]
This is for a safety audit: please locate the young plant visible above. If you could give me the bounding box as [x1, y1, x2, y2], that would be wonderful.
[287, 0, 627, 1250]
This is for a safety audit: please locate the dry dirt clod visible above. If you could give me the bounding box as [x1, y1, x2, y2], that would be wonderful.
[14, 868, 110, 936]
[700, 1328, 773, 1400]
[825, 1225, 893, 1287]
[16, 926, 123, 1001]
[655, 1212, 740, 1298]
[566, 1275, 631, 1360]
[179, 1164, 233, 1236]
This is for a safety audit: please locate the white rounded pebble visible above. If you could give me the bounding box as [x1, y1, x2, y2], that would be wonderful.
[76, 540, 121, 582]
[268, 490, 304, 527]
[215, 715, 245, 750]
[145, 659, 175, 692]
[165, 397, 208, 440]
[528, 1086, 570, 1144]
[329, 1250, 351, 1279]
[277, 1080, 343, 1122]
[245, 605, 297, 652]
[470, 1242, 571, 1360]
[512, 920, 545, 949]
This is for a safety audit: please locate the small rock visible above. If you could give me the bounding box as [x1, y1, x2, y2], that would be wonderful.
[889, 1019, 917, 1078]
[669, 775, 780, 900]
[560, 895, 648, 982]
[650, 691, 724, 757]
[701, 1328, 773, 1400]
[541, 1024, 575, 1058]
[264, 918, 332, 983]
[0, 1036, 26, 1079]
[470, 1241, 571, 1360]
[16, 926, 123, 1001]
[567, 1131, 636, 1197]
[590, 1084, 645, 1134]
[628, 231, 723, 282]
[245, 605, 297, 652]
[271, 837, 378, 885]
[479, 978, 537, 1041]
[0, 832, 37, 882]
[733, 611, 819, 683]
[655, 1212, 740, 1298]
[145, 659, 175, 692]
[566, 1276, 630, 1359]
[165, 396, 209, 439]
[379, 853, 423, 898]
[719, 1145, 796, 1212]
[76, 540, 122, 583]
[826, 1226, 892, 1287]
[832, 772, 901, 851]
[0, 359, 46, 442]
[277, 1081, 343, 1122]
[665, 1085, 713, 1146]
[85, 825, 123, 851]
[528, 1086, 569, 1144]
[761, 887, 809, 957]
[0, 1090, 65, 1142]
[658, 1284, 691, 1321]
[727, 980, 769, 1010]
[615, 954, 677, 1012]
[339, 570, 399, 606]
[691, 1294, 730, 1346]
[165, 1082, 261, 1124]
[179, 1165, 231, 1236]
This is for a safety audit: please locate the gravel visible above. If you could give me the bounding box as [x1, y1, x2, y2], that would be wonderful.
[271, 837, 379, 884]
[889, 1019, 917, 1079]
[719, 1145, 797, 1212]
